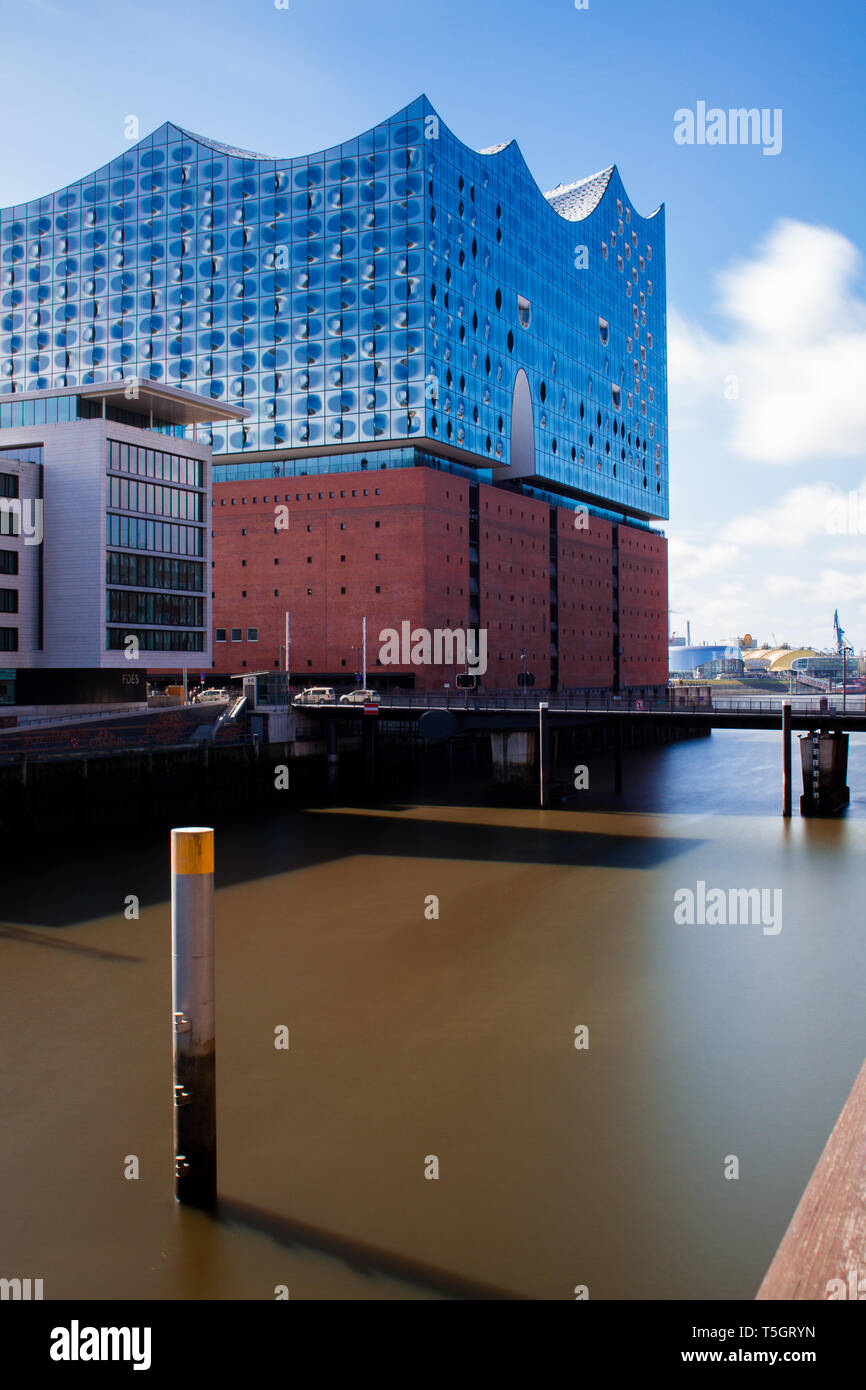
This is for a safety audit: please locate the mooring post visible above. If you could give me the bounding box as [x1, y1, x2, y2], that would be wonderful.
[782, 702, 792, 818]
[171, 827, 217, 1209]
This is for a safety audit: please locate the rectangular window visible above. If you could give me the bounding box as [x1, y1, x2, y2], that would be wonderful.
[247, 628, 258, 642]
[0, 474, 19, 499]
[0, 627, 18, 651]
[0, 588, 18, 613]
[105, 628, 204, 652]
[215, 628, 226, 641]
[0, 550, 18, 575]
[231, 628, 242, 641]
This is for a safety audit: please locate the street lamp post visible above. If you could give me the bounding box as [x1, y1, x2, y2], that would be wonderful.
[284, 612, 291, 715]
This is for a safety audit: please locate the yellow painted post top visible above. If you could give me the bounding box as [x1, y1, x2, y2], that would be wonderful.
[171, 827, 215, 876]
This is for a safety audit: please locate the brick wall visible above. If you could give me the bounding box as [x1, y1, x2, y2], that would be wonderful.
[618, 523, 668, 688]
[556, 510, 614, 689]
[212, 464, 668, 694]
[478, 483, 550, 691]
[212, 468, 470, 690]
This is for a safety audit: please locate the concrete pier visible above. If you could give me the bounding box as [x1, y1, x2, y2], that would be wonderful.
[799, 731, 850, 816]
[490, 730, 536, 785]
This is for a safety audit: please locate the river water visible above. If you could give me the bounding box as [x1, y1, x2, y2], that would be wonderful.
[1, 728, 864, 1300]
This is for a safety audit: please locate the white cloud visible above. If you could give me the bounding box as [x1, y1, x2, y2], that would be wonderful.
[668, 536, 741, 579]
[669, 219, 866, 464]
[669, 477, 866, 648]
[721, 483, 845, 547]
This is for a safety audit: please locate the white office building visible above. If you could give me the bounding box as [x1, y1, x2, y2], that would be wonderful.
[0, 381, 245, 707]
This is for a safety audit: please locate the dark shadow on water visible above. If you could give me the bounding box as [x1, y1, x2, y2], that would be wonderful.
[0, 922, 142, 961]
[0, 803, 705, 928]
[12, 726, 860, 930]
[217, 1195, 527, 1300]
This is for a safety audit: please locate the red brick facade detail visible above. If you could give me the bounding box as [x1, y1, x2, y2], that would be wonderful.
[618, 524, 669, 688]
[211, 465, 668, 693]
[212, 469, 471, 690]
[478, 483, 550, 691]
[556, 511, 614, 689]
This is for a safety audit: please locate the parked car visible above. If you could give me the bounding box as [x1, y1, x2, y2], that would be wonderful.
[292, 687, 336, 706]
[196, 687, 229, 704]
[339, 688, 380, 705]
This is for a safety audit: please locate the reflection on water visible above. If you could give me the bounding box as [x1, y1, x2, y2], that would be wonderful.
[1, 731, 864, 1299]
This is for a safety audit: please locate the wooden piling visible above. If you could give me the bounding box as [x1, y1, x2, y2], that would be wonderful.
[171, 827, 217, 1210]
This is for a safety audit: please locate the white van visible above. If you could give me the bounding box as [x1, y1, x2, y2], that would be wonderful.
[339, 688, 380, 705]
[197, 687, 228, 704]
[292, 687, 336, 706]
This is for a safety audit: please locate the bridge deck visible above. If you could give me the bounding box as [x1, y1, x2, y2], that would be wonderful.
[302, 702, 866, 733]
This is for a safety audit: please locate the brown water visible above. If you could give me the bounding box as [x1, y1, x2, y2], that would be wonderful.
[2, 729, 865, 1300]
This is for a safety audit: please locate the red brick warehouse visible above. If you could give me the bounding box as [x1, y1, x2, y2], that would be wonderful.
[211, 461, 668, 694]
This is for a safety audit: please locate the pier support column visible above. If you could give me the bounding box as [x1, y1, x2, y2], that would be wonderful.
[799, 730, 850, 817]
[538, 702, 550, 809]
[362, 716, 378, 787]
[490, 730, 535, 785]
[782, 702, 792, 818]
[326, 718, 339, 790]
[614, 722, 623, 794]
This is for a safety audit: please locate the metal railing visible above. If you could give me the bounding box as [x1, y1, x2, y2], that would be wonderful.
[13, 703, 153, 730]
[371, 690, 866, 716]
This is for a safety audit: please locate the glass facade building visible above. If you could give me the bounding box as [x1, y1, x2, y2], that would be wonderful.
[668, 645, 744, 678]
[0, 97, 667, 525]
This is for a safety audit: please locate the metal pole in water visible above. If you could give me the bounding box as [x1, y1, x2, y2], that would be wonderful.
[538, 701, 549, 809]
[171, 827, 217, 1209]
[782, 702, 792, 818]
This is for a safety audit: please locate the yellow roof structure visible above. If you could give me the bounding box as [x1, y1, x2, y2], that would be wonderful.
[742, 647, 820, 671]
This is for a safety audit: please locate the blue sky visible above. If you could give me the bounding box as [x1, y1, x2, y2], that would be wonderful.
[2, 0, 865, 650]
